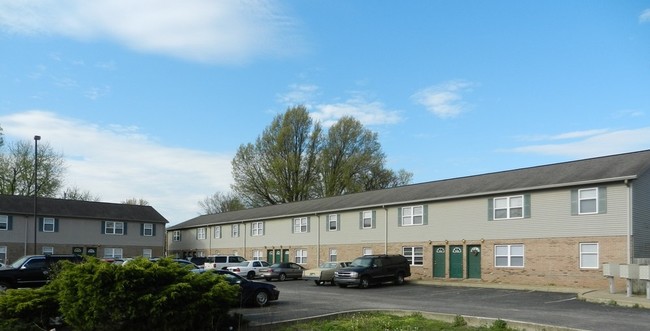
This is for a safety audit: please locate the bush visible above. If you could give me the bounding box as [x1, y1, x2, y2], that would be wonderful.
[0, 286, 60, 331]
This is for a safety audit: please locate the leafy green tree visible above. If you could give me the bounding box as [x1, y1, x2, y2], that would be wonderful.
[231, 106, 413, 206]
[0, 140, 65, 197]
[198, 191, 246, 214]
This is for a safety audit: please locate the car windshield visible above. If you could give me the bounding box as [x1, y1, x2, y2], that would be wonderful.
[319, 262, 338, 268]
[9, 256, 31, 268]
[350, 257, 372, 267]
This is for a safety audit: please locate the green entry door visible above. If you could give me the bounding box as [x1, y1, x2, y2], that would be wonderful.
[449, 245, 463, 279]
[433, 246, 446, 278]
[466, 245, 481, 279]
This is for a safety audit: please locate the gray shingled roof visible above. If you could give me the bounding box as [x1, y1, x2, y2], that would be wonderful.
[168, 149, 650, 230]
[0, 195, 168, 223]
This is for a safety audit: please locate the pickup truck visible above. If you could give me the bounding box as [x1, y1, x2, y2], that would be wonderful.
[0, 254, 82, 291]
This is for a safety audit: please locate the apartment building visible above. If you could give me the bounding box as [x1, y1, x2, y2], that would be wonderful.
[167, 150, 650, 288]
[0, 195, 168, 263]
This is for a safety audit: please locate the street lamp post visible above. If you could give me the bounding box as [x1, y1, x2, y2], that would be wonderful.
[33, 135, 40, 255]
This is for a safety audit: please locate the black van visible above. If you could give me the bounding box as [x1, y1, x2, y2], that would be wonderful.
[0, 254, 82, 291]
[334, 254, 411, 289]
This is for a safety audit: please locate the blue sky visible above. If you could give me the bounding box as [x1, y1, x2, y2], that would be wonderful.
[1, 1, 649, 225]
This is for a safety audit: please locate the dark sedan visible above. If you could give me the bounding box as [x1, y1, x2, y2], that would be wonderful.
[260, 262, 306, 281]
[193, 269, 279, 307]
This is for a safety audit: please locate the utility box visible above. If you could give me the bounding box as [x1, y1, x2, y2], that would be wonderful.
[639, 265, 650, 280]
[620, 264, 640, 279]
[603, 263, 619, 277]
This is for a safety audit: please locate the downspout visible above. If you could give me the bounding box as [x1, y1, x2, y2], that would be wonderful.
[384, 205, 388, 254]
[625, 179, 632, 263]
[242, 222, 247, 258]
[316, 213, 320, 266]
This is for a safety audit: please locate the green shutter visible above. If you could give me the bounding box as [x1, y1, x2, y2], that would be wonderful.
[337, 214, 341, 231]
[153, 224, 157, 236]
[261, 222, 265, 236]
[54, 218, 59, 232]
[397, 207, 402, 227]
[570, 189, 578, 215]
[423, 205, 429, 225]
[39, 217, 43, 232]
[359, 212, 363, 229]
[101, 221, 105, 234]
[372, 210, 376, 229]
[7, 216, 12, 231]
[523, 194, 531, 218]
[598, 187, 607, 214]
[123, 222, 128, 235]
[487, 198, 494, 221]
[140, 224, 144, 236]
[307, 217, 311, 233]
[291, 219, 295, 233]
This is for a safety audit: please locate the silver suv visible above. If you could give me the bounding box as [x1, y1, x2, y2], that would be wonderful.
[203, 255, 247, 270]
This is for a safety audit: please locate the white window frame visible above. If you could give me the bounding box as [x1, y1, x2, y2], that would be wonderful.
[172, 230, 181, 242]
[328, 214, 338, 231]
[579, 188, 598, 214]
[495, 244, 524, 267]
[0, 215, 7, 231]
[493, 196, 524, 220]
[580, 243, 599, 269]
[143, 223, 153, 236]
[295, 249, 308, 264]
[0, 246, 6, 264]
[402, 205, 424, 226]
[142, 248, 153, 258]
[362, 211, 373, 229]
[253, 249, 263, 260]
[42, 246, 54, 255]
[104, 248, 123, 259]
[197, 227, 207, 240]
[214, 226, 221, 238]
[252, 222, 264, 236]
[294, 217, 308, 233]
[231, 224, 240, 237]
[362, 247, 373, 256]
[329, 248, 337, 262]
[105, 221, 124, 235]
[43, 217, 55, 232]
[403, 246, 424, 266]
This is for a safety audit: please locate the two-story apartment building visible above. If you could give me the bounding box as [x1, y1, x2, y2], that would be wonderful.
[167, 150, 650, 288]
[0, 195, 168, 264]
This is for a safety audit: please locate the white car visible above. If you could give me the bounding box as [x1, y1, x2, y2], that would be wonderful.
[226, 260, 270, 279]
[303, 261, 352, 285]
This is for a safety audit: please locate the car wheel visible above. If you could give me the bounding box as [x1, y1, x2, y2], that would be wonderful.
[359, 276, 370, 289]
[394, 272, 405, 285]
[253, 290, 269, 307]
[246, 271, 255, 280]
[279, 273, 287, 281]
[0, 282, 10, 292]
[314, 280, 321, 286]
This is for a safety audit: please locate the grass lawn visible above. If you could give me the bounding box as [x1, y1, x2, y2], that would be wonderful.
[278, 312, 517, 331]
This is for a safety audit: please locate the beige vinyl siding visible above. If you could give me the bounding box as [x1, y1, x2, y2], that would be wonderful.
[318, 209, 386, 245]
[36, 218, 163, 246]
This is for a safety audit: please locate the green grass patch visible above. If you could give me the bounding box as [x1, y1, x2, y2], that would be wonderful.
[279, 312, 517, 331]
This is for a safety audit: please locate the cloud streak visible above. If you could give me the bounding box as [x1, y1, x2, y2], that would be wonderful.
[0, 110, 233, 224]
[411, 80, 475, 118]
[0, 0, 302, 64]
[640, 9, 650, 23]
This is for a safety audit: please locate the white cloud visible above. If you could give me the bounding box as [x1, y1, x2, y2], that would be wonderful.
[509, 127, 650, 158]
[277, 84, 320, 105]
[640, 9, 650, 23]
[0, 0, 302, 64]
[310, 97, 402, 127]
[0, 110, 233, 225]
[411, 80, 475, 118]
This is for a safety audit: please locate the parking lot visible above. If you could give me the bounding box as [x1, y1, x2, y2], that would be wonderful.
[234, 279, 650, 331]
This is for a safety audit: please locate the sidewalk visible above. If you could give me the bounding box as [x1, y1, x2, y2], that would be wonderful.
[412, 279, 650, 309]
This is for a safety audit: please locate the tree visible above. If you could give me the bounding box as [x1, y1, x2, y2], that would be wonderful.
[198, 191, 245, 214]
[61, 186, 101, 201]
[232, 105, 321, 207]
[122, 197, 149, 206]
[231, 106, 413, 207]
[0, 140, 65, 197]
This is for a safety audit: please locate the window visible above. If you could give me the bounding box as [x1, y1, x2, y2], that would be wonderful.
[579, 188, 598, 214]
[360, 211, 375, 229]
[253, 250, 263, 260]
[295, 249, 307, 264]
[329, 248, 337, 262]
[494, 196, 523, 219]
[142, 248, 153, 258]
[231, 224, 239, 237]
[142, 223, 154, 236]
[495, 244, 524, 267]
[401, 205, 424, 226]
[197, 227, 207, 240]
[172, 230, 181, 242]
[42, 246, 54, 255]
[104, 248, 123, 258]
[293, 217, 308, 233]
[362, 247, 373, 256]
[327, 214, 339, 231]
[0, 246, 6, 264]
[0, 215, 8, 231]
[403, 246, 424, 265]
[572, 187, 607, 215]
[104, 221, 124, 235]
[42, 218, 55, 232]
[580, 243, 599, 269]
[252, 222, 264, 236]
[214, 226, 221, 238]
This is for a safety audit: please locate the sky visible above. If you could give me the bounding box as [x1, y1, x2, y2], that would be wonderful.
[1, 1, 649, 226]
